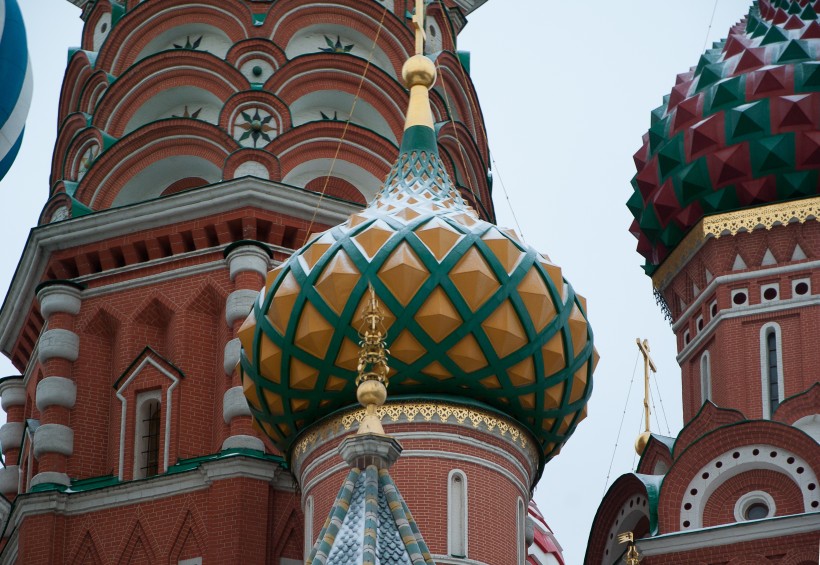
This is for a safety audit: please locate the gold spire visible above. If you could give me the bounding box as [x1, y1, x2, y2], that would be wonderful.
[635, 338, 657, 455]
[355, 285, 390, 435]
[402, 0, 436, 130]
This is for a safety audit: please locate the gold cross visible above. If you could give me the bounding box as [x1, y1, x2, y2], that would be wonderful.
[636, 338, 657, 434]
[412, 0, 427, 55]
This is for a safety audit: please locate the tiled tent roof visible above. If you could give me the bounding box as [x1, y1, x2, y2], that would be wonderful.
[307, 466, 434, 565]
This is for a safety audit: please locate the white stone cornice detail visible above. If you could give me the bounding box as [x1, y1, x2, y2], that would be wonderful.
[223, 386, 251, 424]
[37, 329, 80, 363]
[36, 284, 82, 318]
[0, 465, 19, 494]
[221, 435, 265, 452]
[672, 258, 820, 332]
[431, 556, 490, 565]
[29, 471, 71, 488]
[226, 244, 270, 280]
[677, 296, 820, 363]
[638, 512, 820, 556]
[0, 177, 360, 356]
[0, 422, 24, 452]
[33, 424, 74, 458]
[0, 379, 25, 410]
[223, 337, 241, 375]
[226, 289, 258, 327]
[35, 377, 77, 411]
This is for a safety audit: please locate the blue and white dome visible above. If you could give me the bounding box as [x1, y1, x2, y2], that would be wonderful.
[0, 0, 31, 182]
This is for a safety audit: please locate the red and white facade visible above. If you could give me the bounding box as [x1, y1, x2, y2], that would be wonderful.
[0, 1, 569, 563]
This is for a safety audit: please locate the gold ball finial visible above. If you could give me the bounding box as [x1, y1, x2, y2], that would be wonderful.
[635, 431, 651, 456]
[357, 378, 387, 408]
[402, 54, 437, 89]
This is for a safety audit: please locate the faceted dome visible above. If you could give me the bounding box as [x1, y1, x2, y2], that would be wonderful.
[240, 70, 597, 462]
[629, 0, 820, 274]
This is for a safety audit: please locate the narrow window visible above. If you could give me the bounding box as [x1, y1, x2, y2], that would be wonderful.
[304, 496, 314, 559]
[766, 331, 779, 416]
[133, 391, 162, 479]
[760, 323, 784, 419]
[448, 471, 467, 557]
[517, 498, 526, 565]
[700, 351, 711, 404]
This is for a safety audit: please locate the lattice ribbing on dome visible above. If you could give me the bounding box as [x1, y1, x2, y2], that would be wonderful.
[629, 0, 820, 274]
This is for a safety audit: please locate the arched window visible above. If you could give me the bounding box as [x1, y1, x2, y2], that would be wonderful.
[760, 323, 784, 419]
[448, 470, 467, 557]
[700, 351, 711, 404]
[517, 498, 526, 565]
[304, 496, 314, 559]
[134, 391, 161, 479]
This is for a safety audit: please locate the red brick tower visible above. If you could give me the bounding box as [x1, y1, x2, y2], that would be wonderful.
[586, 2, 820, 563]
[0, 0, 504, 563]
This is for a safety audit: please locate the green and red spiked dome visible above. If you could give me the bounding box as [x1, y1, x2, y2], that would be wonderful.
[629, 0, 820, 274]
[239, 57, 598, 465]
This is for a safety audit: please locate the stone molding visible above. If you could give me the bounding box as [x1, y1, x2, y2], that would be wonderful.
[0, 422, 24, 453]
[0, 378, 25, 410]
[225, 244, 270, 280]
[223, 337, 241, 375]
[225, 289, 258, 327]
[37, 329, 80, 363]
[221, 435, 265, 452]
[0, 466, 19, 494]
[35, 376, 77, 411]
[36, 284, 82, 319]
[222, 386, 251, 424]
[33, 423, 74, 458]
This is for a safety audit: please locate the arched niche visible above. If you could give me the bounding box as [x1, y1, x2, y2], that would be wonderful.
[123, 87, 222, 135]
[112, 156, 221, 207]
[290, 90, 397, 143]
[135, 24, 232, 63]
[282, 159, 381, 202]
[285, 24, 396, 78]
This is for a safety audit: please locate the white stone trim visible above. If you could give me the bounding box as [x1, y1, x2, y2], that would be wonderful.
[0, 178, 359, 355]
[601, 493, 650, 564]
[430, 556, 489, 565]
[33, 424, 73, 458]
[638, 512, 820, 556]
[760, 323, 785, 419]
[29, 471, 70, 488]
[223, 386, 251, 424]
[0, 379, 25, 410]
[0, 466, 19, 494]
[115, 357, 180, 480]
[0, 422, 24, 452]
[37, 329, 80, 363]
[303, 495, 314, 561]
[680, 444, 818, 530]
[36, 285, 82, 318]
[226, 289, 259, 327]
[793, 415, 820, 442]
[223, 337, 241, 375]
[226, 245, 270, 280]
[516, 497, 526, 565]
[448, 469, 468, 558]
[221, 435, 264, 452]
[35, 377, 77, 411]
[700, 350, 711, 404]
[677, 295, 820, 363]
[671, 259, 820, 332]
[733, 490, 776, 522]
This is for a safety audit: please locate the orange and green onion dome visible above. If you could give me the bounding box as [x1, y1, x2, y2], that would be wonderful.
[239, 56, 598, 467]
[629, 0, 820, 274]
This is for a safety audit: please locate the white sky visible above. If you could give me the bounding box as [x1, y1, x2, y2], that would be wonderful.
[0, 1, 754, 562]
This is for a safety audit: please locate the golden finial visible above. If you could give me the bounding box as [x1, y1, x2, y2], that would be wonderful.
[402, 0, 436, 130]
[635, 338, 657, 456]
[355, 286, 390, 435]
[618, 531, 642, 564]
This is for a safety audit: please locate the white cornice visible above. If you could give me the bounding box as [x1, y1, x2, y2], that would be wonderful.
[0, 178, 361, 356]
[638, 512, 820, 556]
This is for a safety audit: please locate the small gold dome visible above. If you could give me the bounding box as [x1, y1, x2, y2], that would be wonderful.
[402, 54, 436, 88]
[635, 431, 651, 456]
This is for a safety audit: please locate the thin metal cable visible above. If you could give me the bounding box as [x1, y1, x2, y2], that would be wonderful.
[702, 0, 721, 52]
[652, 370, 672, 435]
[490, 156, 526, 240]
[302, 5, 390, 246]
[602, 350, 640, 496]
[632, 410, 644, 470]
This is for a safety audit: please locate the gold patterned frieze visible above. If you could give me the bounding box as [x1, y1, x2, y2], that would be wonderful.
[291, 400, 538, 465]
[652, 196, 820, 290]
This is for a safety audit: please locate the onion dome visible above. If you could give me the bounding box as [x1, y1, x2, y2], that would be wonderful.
[629, 0, 820, 274]
[0, 0, 32, 182]
[240, 54, 598, 465]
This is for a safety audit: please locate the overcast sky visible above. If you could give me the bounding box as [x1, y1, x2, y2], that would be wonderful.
[1, 1, 754, 562]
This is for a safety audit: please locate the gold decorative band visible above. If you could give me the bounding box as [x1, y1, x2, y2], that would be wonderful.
[292, 400, 537, 462]
[652, 196, 820, 290]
